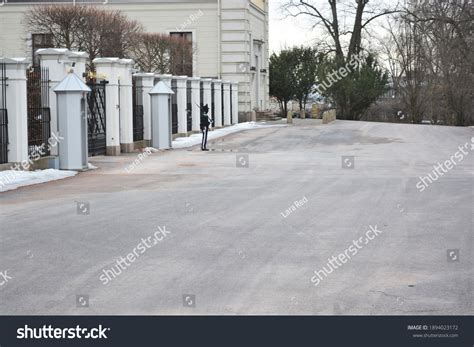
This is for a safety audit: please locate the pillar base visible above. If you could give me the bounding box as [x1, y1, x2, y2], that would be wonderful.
[30, 156, 59, 170]
[106, 145, 121, 156]
[172, 133, 188, 140]
[133, 140, 147, 151]
[120, 143, 134, 153]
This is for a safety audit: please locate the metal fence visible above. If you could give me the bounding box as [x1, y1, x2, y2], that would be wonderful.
[27, 66, 51, 157]
[171, 79, 178, 134]
[211, 84, 215, 126]
[87, 81, 107, 156]
[186, 81, 192, 132]
[0, 63, 8, 164]
[132, 78, 144, 142]
[230, 84, 233, 124]
[221, 84, 224, 125]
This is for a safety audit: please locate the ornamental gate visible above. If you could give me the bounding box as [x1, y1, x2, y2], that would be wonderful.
[87, 81, 107, 156]
[27, 66, 50, 157]
[0, 63, 7, 164]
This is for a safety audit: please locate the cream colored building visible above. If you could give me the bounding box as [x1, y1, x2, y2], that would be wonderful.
[0, 0, 269, 119]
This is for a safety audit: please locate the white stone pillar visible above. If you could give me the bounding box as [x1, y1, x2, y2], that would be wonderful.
[119, 59, 134, 152]
[188, 77, 201, 132]
[174, 76, 188, 136]
[223, 81, 231, 126]
[134, 73, 154, 147]
[0, 58, 29, 163]
[201, 78, 212, 128]
[212, 79, 222, 128]
[68, 51, 88, 82]
[36, 48, 72, 156]
[93, 57, 121, 156]
[231, 82, 239, 124]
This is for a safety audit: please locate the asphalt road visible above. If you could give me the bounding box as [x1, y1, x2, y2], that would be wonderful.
[0, 119, 472, 315]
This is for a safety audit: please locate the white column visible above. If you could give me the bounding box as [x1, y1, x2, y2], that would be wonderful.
[0, 58, 29, 163]
[68, 51, 88, 82]
[174, 76, 188, 136]
[134, 73, 154, 146]
[201, 78, 212, 128]
[212, 79, 222, 128]
[188, 77, 201, 132]
[118, 59, 134, 152]
[36, 48, 72, 156]
[93, 57, 121, 156]
[231, 82, 239, 124]
[223, 81, 231, 126]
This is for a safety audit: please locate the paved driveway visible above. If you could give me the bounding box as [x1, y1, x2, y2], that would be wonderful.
[0, 120, 472, 314]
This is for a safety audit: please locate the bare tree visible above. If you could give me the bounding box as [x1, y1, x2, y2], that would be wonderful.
[25, 5, 143, 70]
[25, 5, 87, 50]
[384, 0, 473, 125]
[283, 0, 401, 60]
[132, 33, 193, 75]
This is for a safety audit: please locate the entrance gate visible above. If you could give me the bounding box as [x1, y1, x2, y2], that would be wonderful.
[27, 66, 50, 157]
[87, 81, 107, 156]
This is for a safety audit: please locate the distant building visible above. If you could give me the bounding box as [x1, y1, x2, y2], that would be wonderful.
[0, 0, 269, 118]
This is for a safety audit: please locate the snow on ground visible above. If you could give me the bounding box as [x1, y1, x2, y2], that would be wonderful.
[0, 169, 77, 193]
[172, 121, 287, 149]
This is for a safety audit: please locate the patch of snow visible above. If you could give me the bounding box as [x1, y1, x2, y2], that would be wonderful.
[88, 163, 98, 170]
[0, 169, 77, 193]
[172, 122, 287, 149]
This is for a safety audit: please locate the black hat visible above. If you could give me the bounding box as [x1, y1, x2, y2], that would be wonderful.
[202, 104, 209, 113]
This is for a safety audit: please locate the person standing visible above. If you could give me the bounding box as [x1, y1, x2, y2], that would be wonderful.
[200, 104, 212, 151]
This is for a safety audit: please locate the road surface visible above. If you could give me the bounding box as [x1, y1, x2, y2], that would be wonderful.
[0, 120, 472, 315]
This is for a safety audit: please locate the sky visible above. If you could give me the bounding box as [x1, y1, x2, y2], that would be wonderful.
[268, 0, 393, 54]
[269, 0, 317, 53]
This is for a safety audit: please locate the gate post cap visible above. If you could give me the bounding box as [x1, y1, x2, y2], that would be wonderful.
[119, 58, 134, 66]
[0, 57, 29, 66]
[69, 51, 88, 61]
[93, 57, 121, 65]
[53, 72, 91, 93]
[149, 81, 174, 95]
[36, 48, 70, 56]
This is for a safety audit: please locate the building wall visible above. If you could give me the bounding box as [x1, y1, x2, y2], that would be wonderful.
[0, 0, 269, 116]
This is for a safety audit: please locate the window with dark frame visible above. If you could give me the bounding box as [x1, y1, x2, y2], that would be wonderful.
[169, 31, 193, 76]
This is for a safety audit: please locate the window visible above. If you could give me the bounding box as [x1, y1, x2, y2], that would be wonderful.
[169, 32, 193, 76]
[31, 33, 54, 66]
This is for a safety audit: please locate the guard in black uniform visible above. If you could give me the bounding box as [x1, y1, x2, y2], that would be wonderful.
[200, 104, 212, 151]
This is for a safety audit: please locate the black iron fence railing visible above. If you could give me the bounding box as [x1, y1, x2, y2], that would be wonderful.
[132, 78, 144, 142]
[0, 63, 8, 164]
[171, 80, 178, 134]
[186, 81, 192, 132]
[27, 66, 51, 157]
[87, 81, 107, 156]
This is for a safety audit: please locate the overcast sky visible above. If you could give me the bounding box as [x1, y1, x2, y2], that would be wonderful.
[268, 0, 392, 54]
[269, 0, 316, 53]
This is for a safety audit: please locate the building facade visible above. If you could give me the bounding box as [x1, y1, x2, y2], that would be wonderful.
[0, 0, 269, 119]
